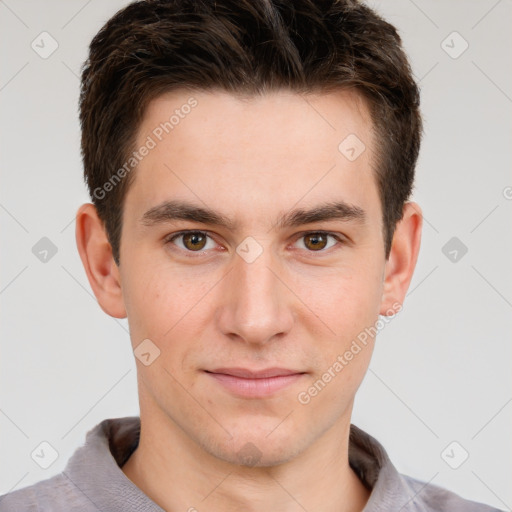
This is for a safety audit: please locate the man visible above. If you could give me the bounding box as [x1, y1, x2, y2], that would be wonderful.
[0, 0, 502, 510]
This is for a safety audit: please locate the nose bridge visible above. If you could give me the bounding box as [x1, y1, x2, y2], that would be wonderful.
[216, 241, 293, 344]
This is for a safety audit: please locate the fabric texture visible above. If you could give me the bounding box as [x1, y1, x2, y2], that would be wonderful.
[0, 416, 502, 511]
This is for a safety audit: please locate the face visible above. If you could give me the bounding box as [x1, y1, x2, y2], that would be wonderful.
[113, 89, 397, 466]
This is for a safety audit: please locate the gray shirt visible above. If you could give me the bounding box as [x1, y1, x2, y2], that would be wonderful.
[0, 416, 502, 511]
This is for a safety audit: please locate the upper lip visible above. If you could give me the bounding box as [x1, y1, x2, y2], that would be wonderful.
[206, 367, 305, 379]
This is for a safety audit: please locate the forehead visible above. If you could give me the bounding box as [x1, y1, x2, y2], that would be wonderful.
[124, 88, 381, 230]
[140, 88, 373, 154]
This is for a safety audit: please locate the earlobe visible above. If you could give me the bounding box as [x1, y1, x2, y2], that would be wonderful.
[75, 203, 127, 319]
[379, 202, 422, 316]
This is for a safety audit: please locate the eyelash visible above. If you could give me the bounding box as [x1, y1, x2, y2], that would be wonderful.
[164, 230, 346, 256]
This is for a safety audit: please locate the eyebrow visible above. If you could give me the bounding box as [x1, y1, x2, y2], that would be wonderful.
[140, 199, 366, 231]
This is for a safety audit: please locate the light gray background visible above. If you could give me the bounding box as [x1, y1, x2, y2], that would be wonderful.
[1, 0, 511, 509]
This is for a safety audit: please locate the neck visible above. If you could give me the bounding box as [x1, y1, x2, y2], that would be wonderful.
[122, 406, 370, 512]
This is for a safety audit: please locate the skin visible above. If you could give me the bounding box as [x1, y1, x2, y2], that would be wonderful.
[76, 89, 422, 512]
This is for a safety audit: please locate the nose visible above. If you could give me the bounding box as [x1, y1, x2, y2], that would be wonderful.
[215, 244, 294, 346]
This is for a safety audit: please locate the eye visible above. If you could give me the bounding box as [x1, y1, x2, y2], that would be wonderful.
[164, 230, 344, 256]
[293, 231, 342, 252]
[166, 231, 217, 252]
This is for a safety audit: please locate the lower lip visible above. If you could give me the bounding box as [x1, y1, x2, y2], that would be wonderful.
[206, 372, 305, 398]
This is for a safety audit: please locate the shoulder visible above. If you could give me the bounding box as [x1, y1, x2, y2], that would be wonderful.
[0, 471, 99, 512]
[348, 424, 503, 512]
[401, 473, 504, 512]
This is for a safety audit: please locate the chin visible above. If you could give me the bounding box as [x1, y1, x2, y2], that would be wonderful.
[195, 420, 307, 468]
[210, 440, 300, 468]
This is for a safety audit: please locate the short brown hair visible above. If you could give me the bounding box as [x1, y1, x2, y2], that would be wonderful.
[79, 0, 422, 265]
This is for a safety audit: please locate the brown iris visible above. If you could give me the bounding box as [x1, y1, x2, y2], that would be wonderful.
[303, 232, 328, 251]
[182, 232, 208, 251]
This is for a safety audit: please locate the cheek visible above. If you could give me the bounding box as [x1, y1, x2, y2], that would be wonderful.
[293, 259, 384, 336]
[120, 257, 177, 343]
[296, 271, 380, 412]
[122, 260, 220, 359]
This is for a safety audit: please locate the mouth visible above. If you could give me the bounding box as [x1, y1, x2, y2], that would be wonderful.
[204, 367, 307, 398]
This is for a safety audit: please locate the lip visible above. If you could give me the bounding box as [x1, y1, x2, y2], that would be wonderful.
[205, 367, 306, 398]
[208, 367, 303, 379]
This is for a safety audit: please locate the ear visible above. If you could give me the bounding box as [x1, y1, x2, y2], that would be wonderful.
[379, 202, 422, 315]
[75, 203, 127, 319]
